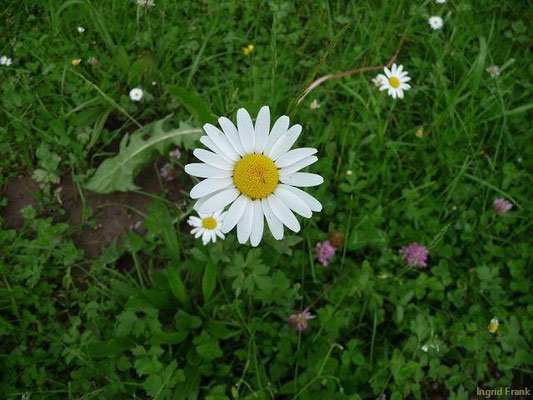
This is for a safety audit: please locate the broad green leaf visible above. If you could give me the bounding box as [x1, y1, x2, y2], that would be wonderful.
[167, 267, 190, 307]
[146, 199, 181, 262]
[85, 116, 201, 193]
[168, 86, 217, 125]
[202, 259, 217, 303]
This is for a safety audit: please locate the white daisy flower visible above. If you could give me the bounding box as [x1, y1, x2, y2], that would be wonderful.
[371, 76, 384, 87]
[436, 0, 446, 3]
[486, 65, 501, 78]
[488, 318, 499, 333]
[376, 63, 411, 99]
[429, 16, 443, 30]
[77, 26, 85, 33]
[129, 88, 143, 102]
[188, 210, 226, 245]
[0, 56, 7, 65]
[310, 99, 321, 110]
[184, 106, 324, 247]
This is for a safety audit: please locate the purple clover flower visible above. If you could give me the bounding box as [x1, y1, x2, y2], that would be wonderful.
[160, 163, 176, 182]
[288, 308, 317, 331]
[400, 242, 429, 267]
[169, 148, 181, 159]
[316, 240, 335, 266]
[493, 198, 512, 215]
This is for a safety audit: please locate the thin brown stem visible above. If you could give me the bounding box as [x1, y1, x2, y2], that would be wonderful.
[298, 26, 409, 104]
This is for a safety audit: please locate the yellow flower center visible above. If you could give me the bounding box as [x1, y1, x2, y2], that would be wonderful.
[233, 154, 279, 200]
[389, 77, 401, 88]
[202, 217, 217, 230]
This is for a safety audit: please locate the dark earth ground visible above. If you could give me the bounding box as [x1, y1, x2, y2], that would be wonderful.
[1, 163, 187, 258]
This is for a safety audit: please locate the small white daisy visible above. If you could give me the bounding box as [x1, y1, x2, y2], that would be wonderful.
[0, 55, 11, 66]
[486, 65, 501, 78]
[184, 106, 324, 247]
[77, 26, 85, 33]
[376, 63, 411, 99]
[435, 0, 446, 3]
[129, 88, 143, 102]
[371, 76, 384, 87]
[429, 16, 443, 30]
[188, 210, 226, 245]
[310, 99, 321, 110]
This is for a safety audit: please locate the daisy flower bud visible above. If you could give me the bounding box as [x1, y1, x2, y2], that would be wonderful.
[243, 44, 254, 55]
[288, 308, 317, 331]
[400, 242, 429, 267]
[493, 198, 512, 215]
[316, 240, 335, 266]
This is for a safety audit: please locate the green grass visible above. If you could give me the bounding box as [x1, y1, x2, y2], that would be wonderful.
[1, 0, 532, 399]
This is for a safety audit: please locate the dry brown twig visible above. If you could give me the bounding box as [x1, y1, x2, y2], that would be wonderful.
[297, 27, 410, 104]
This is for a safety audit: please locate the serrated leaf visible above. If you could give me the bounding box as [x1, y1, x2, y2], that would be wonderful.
[85, 117, 201, 193]
[168, 86, 217, 125]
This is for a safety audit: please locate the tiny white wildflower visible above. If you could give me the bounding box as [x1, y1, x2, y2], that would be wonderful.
[77, 26, 85, 33]
[486, 65, 501, 78]
[137, 0, 155, 7]
[0, 56, 7, 65]
[310, 99, 321, 110]
[436, 0, 446, 3]
[188, 210, 226, 245]
[429, 16, 443, 30]
[372, 76, 384, 87]
[129, 88, 143, 102]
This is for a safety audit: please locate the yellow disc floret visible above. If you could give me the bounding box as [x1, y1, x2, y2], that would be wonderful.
[233, 154, 279, 200]
[202, 217, 217, 230]
[389, 77, 400, 88]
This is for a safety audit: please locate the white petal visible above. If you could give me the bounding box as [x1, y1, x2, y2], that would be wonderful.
[202, 231, 210, 245]
[275, 148, 317, 168]
[199, 188, 240, 213]
[250, 200, 264, 247]
[237, 108, 255, 154]
[215, 230, 225, 239]
[274, 186, 312, 218]
[209, 230, 217, 243]
[190, 178, 233, 199]
[188, 216, 202, 226]
[219, 117, 245, 156]
[185, 163, 233, 178]
[204, 123, 240, 162]
[191, 227, 201, 234]
[254, 106, 270, 154]
[193, 149, 234, 170]
[267, 194, 300, 232]
[199, 136, 234, 164]
[221, 194, 248, 233]
[280, 172, 323, 187]
[261, 199, 284, 240]
[384, 67, 391, 77]
[195, 229, 204, 238]
[279, 156, 318, 176]
[281, 184, 322, 212]
[268, 124, 302, 161]
[237, 198, 254, 244]
[263, 115, 289, 155]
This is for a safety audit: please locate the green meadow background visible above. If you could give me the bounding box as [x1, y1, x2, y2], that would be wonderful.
[1, 0, 532, 399]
